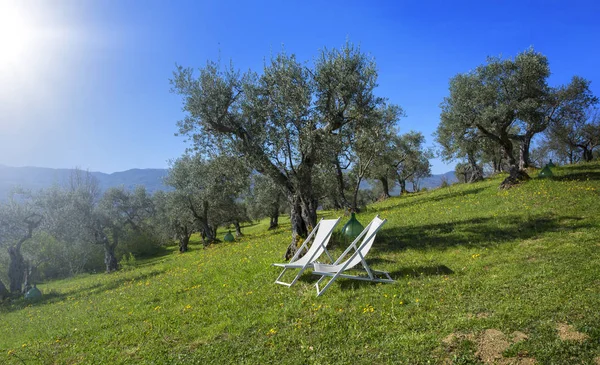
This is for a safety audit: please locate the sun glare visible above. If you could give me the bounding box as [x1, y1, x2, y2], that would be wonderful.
[0, 2, 36, 67]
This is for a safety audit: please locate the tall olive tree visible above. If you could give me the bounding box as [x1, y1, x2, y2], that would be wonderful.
[171, 43, 397, 257]
[442, 49, 551, 188]
[0, 190, 42, 294]
[512, 76, 596, 169]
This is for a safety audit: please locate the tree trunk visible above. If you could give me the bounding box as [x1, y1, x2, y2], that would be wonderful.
[519, 136, 533, 169]
[467, 153, 484, 183]
[179, 234, 190, 253]
[334, 158, 351, 209]
[234, 221, 243, 237]
[199, 219, 215, 245]
[268, 194, 280, 230]
[351, 176, 362, 213]
[285, 188, 319, 261]
[399, 179, 407, 195]
[498, 137, 529, 188]
[7, 246, 27, 293]
[268, 215, 279, 230]
[582, 147, 593, 162]
[103, 231, 118, 273]
[499, 166, 531, 189]
[379, 176, 391, 200]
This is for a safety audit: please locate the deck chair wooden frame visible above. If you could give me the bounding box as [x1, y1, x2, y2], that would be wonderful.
[273, 217, 341, 287]
[313, 215, 393, 296]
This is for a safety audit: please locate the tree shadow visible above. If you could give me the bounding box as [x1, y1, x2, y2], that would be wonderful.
[375, 187, 487, 212]
[558, 163, 600, 172]
[0, 269, 166, 313]
[551, 172, 600, 182]
[390, 265, 454, 278]
[336, 264, 454, 291]
[375, 215, 589, 253]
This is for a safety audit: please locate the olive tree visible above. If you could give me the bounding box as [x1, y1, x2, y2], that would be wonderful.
[0, 189, 42, 294]
[395, 132, 432, 194]
[348, 105, 401, 210]
[153, 190, 197, 252]
[547, 107, 600, 162]
[512, 76, 596, 169]
[246, 174, 286, 230]
[441, 49, 551, 187]
[171, 43, 397, 257]
[165, 154, 250, 244]
[0, 193, 42, 295]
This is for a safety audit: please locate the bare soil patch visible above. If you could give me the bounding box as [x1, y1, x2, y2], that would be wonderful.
[442, 328, 536, 364]
[557, 323, 589, 342]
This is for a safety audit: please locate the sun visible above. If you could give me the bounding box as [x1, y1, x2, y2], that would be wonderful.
[0, 2, 36, 67]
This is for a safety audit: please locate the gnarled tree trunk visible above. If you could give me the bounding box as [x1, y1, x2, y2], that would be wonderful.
[519, 136, 533, 170]
[334, 158, 351, 209]
[379, 176, 391, 200]
[467, 153, 484, 183]
[234, 221, 243, 237]
[178, 226, 191, 253]
[8, 245, 27, 293]
[268, 194, 280, 230]
[398, 179, 408, 195]
[99, 230, 119, 273]
[269, 215, 279, 230]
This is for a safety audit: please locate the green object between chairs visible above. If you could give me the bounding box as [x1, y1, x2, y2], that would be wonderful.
[539, 165, 553, 178]
[342, 213, 364, 242]
[224, 230, 235, 242]
[25, 285, 42, 301]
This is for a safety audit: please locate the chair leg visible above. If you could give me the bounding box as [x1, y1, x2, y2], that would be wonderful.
[288, 267, 306, 287]
[274, 268, 293, 287]
[315, 273, 342, 297]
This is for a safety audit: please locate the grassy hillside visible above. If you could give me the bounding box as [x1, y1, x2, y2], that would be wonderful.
[2, 163, 600, 364]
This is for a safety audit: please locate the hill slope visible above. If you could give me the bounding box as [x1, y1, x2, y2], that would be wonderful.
[1, 163, 600, 364]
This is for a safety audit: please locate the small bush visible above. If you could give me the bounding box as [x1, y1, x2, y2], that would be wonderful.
[120, 253, 137, 271]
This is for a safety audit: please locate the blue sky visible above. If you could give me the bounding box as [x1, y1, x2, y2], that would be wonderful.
[1, 0, 599, 174]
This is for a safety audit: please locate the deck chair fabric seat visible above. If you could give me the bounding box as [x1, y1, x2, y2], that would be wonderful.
[312, 215, 393, 296]
[272, 217, 340, 287]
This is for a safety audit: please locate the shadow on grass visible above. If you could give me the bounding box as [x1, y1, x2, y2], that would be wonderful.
[295, 264, 454, 290]
[558, 163, 600, 172]
[375, 214, 589, 253]
[373, 187, 487, 213]
[335, 265, 454, 291]
[0, 269, 166, 314]
[551, 171, 600, 182]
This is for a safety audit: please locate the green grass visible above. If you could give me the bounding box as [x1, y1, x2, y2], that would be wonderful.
[2, 162, 600, 364]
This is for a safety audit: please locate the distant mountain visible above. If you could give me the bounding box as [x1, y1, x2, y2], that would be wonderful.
[0, 165, 458, 200]
[360, 171, 458, 194]
[0, 165, 170, 199]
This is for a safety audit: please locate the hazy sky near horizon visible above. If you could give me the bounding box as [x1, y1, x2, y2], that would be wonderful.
[1, 0, 599, 174]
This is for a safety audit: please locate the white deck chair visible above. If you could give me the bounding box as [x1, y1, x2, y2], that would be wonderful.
[313, 215, 393, 296]
[273, 217, 341, 287]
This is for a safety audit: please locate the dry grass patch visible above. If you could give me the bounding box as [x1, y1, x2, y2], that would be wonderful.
[442, 329, 536, 364]
[557, 323, 589, 342]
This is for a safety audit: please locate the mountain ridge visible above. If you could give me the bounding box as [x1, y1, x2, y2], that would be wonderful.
[0, 165, 457, 198]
